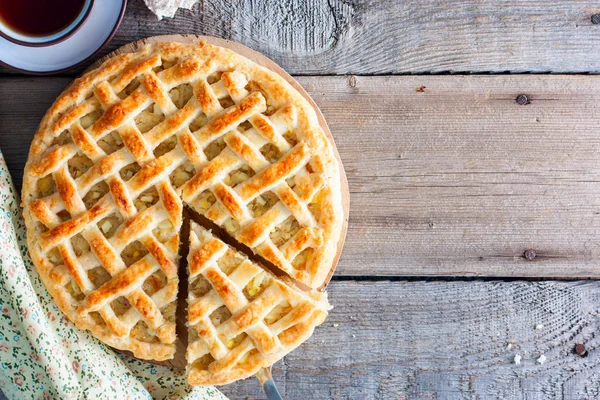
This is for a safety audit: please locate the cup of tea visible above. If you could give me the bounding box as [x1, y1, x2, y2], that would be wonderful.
[0, 0, 94, 47]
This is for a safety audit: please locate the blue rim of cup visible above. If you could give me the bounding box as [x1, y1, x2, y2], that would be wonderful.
[0, 0, 96, 47]
[0, 0, 127, 75]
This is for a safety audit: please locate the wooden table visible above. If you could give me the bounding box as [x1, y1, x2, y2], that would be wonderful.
[4, 1, 600, 398]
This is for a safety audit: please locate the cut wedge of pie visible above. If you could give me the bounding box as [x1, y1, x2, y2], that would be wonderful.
[186, 221, 330, 385]
[21, 41, 343, 383]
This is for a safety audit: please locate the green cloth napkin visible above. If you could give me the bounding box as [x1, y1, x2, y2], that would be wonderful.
[0, 151, 226, 400]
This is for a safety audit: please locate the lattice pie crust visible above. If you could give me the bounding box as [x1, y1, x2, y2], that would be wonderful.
[187, 222, 330, 385]
[21, 42, 341, 383]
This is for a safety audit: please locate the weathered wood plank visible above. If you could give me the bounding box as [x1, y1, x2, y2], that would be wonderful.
[307, 75, 600, 278]
[216, 280, 600, 399]
[5, 75, 600, 278]
[1, 280, 598, 399]
[5, 0, 600, 75]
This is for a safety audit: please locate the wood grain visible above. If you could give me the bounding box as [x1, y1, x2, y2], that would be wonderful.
[212, 280, 600, 399]
[6, 0, 600, 75]
[5, 75, 600, 278]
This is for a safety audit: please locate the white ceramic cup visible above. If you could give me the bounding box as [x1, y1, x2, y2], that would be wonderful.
[0, 0, 94, 47]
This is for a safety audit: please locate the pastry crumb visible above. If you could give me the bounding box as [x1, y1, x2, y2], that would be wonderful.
[514, 354, 522, 365]
[536, 354, 546, 364]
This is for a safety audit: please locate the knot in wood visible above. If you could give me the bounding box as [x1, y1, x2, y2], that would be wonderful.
[575, 343, 588, 357]
[348, 75, 357, 88]
[516, 94, 529, 105]
[524, 249, 536, 260]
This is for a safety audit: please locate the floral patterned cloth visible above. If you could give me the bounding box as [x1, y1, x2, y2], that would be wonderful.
[0, 152, 226, 400]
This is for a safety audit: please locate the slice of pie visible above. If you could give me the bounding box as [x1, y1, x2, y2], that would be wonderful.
[21, 41, 343, 367]
[186, 221, 330, 385]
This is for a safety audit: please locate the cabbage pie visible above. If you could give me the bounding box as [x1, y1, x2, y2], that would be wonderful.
[21, 41, 343, 383]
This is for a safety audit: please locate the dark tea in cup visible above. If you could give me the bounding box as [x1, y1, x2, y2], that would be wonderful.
[0, 0, 93, 46]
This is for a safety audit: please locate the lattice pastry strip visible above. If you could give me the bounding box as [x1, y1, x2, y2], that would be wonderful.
[186, 222, 330, 385]
[26, 76, 186, 358]
[44, 162, 170, 334]
[39, 159, 181, 354]
[23, 42, 342, 364]
[169, 67, 336, 287]
[182, 139, 324, 283]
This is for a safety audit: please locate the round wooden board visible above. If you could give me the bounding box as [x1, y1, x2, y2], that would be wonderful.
[90, 35, 350, 368]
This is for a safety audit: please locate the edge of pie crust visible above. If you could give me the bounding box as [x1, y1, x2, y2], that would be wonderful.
[21, 42, 343, 363]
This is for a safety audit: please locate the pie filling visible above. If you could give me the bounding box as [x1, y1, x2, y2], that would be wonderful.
[23, 42, 341, 382]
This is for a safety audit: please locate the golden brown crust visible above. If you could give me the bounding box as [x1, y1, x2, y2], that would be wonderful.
[186, 223, 330, 386]
[22, 41, 342, 365]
